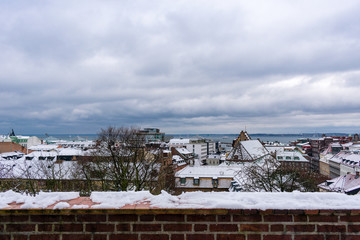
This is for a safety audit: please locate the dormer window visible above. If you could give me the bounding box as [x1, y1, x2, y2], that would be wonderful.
[193, 178, 200, 186]
[212, 178, 219, 188]
[180, 178, 186, 185]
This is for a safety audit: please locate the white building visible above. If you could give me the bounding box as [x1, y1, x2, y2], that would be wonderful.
[169, 138, 216, 162]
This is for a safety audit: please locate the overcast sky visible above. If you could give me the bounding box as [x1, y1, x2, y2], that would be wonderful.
[1, 0, 360, 134]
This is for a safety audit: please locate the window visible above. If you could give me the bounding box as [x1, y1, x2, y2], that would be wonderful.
[193, 178, 200, 186]
[212, 178, 219, 188]
[180, 178, 186, 185]
[277, 156, 283, 160]
[294, 156, 300, 160]
[286, 156, 291, 160]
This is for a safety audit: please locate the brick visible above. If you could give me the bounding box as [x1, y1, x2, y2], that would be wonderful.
[242, 210, 258, 215]
[60, 215, 76, 222]
[187, 215, 216, 222]
[141, 234, 169, 240]
[270, 224, 284, 232]
[294, 215, 308, 222]
[194, 224, 207, 232]
[325, 235, 340, 240]
[294, 235, 324, 240]
[94, 235, 107, 240]
[218, 215, 231, 222]
[305, 210, 319, 215]
[54, 224, 83, 232]
[264, 215, 292, 222]
[247, 234, 261, 240]
[342, 236, 360, 240]
[156, 214, 184, 222]
[12, 236, 26, 240]
[233, 215, 262, 222]
[263, 235, 291, 240]
[116, 223, 131, 231]
[38, 224, 53, 231]
[334, 210, 351, 215]
[133, 224, 161, 232]
[288, 210, 305, 215]
[86, 223, 115, 232]
[348, 225, 360, 232]
[30, 235, 59, 240]
[286, 224, 315, 232]
[109, 214, 138, 222]
[77, 214, 106, 222]
[309, 215, 338, 222]
[164, 224, 192, 232]
[186, 234, 214, 240]
[140, 215, 154, 221]
[340, 215, 360, 222]
[318, 224, 346, 232]
[209, 224, 238, 232]
[217, 234, 245, 240]
[259, 210, 273, 215]
[171, 234, 184, 240]
[109, 234, 138, 240]
[0, 215, 29, 222]
[319, 210, 336, 215]
[351, 210, 360, 215]
[240, 224, 268, 232]
[273, 210, 288, 214]
[31, 215, 60, 222]
[62, 235, 92, 240]
[6, 224, 35, 232]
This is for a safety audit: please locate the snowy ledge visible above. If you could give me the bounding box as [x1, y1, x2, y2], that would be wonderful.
[0, 190, 358, 210]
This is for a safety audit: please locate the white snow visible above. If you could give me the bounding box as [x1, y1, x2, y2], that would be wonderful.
[53, 202, 70, 209]
[72, 204, 90, 209]
[90, 191, 153, 209]
[2, 190, 360, 210]
[0, 191, 79, 209]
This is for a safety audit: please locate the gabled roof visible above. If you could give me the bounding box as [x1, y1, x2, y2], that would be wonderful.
[227, 140, 269, 161]
[318, 173, 360, 195]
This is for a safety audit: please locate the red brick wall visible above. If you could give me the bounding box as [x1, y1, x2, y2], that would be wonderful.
[1, 209, 359, 240]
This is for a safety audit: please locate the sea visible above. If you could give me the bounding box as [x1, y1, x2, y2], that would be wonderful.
[33, 133, 351, 145]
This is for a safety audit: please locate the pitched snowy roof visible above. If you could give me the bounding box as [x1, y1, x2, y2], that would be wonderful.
[240, 140, 269, 159]
[318, 173, 360, 194]
[176, 165, 242, 178]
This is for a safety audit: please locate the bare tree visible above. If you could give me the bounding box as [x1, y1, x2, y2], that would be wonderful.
[236, 156, 324, 192]
[77, 126, 171, 193]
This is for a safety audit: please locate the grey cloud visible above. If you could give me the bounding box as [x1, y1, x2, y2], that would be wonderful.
[1, 0, 360, 134]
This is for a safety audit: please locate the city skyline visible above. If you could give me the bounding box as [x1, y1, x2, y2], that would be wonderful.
[1, 1, 360, 134]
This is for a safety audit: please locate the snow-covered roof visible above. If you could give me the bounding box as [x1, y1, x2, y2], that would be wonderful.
[318, 173, 360, 194]
[169, 139, 190, 145]
[240, 140, 269, 159]
[267, 147, 308, 162]
[58, 148, 84, 156]
[176, 165, 242, 178]
[28, 144, 60, 151]
[175, 147, 192, 155]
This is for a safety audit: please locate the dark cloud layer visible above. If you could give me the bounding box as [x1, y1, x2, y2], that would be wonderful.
[1, 0, 360, 134]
